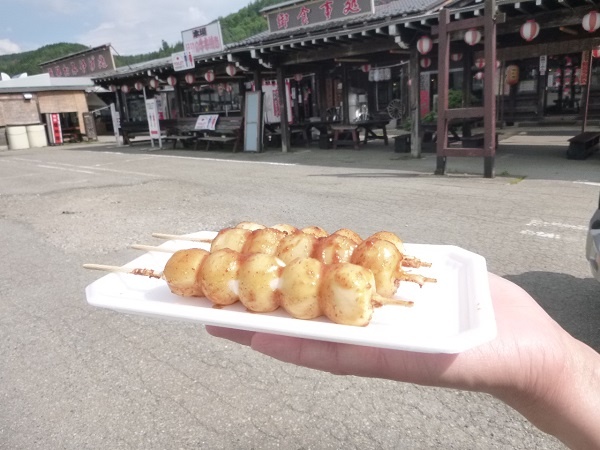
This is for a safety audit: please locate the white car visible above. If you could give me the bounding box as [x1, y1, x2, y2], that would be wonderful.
[587, 192, 600, 281]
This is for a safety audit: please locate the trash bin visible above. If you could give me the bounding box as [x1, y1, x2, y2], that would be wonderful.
[7, 126, 30, 150]
[394, 134, 411, 153]
[26, 124, 48, 148]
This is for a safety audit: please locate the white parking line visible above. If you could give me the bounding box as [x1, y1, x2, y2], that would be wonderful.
[574, 181, 600, 187]
[520, 230, 561, 239]
[525, 219, 587, 231]
[37, 164, 95, 174]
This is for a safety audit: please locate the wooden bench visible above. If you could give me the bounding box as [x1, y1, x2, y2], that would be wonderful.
[567, 131, 600, 160]
[331, 124, 360, 149]
[162, 118, 198, 149]
[120, 121, 150, 145]
[195, 116, 244, 152]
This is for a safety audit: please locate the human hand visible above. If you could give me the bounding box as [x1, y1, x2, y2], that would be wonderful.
[206, 273, 600, 449]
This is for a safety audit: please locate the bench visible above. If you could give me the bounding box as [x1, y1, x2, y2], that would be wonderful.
[331, 124, 360, 149]
[567, 131, 600, 160]
[162, 118, 198, 149]
[120, 121, 150, 145]
[195, 116, 244, 152]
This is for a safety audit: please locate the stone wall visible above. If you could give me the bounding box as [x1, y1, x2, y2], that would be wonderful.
[0, 94, 40, 126]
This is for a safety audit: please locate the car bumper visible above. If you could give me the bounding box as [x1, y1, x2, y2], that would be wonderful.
[588, 206, 600, 281]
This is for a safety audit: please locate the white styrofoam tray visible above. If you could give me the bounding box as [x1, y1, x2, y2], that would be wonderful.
[85, 232, 496, 354]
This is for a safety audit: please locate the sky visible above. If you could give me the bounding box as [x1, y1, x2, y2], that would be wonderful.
[0, 0, 255, 56]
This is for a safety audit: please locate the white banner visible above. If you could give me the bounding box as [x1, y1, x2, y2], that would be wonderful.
[172, 51, 195, 72]
[182, 22, 224, 57]
[145, 99, 161, 139]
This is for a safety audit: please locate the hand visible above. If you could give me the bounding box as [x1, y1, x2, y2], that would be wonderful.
[206, 273, 600, 449]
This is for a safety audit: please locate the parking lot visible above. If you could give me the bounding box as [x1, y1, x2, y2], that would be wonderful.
[0, 137, 598, 449]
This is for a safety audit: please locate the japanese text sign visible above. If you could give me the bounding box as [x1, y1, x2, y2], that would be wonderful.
[266, 0, 375, 33]
[182, 21, 224, 57]
[172, 51, 195, 72]
[40, 45, 115, 77]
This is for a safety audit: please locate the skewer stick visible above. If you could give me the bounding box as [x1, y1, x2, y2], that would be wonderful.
[130, 244, 175, 253]
[152, 233, 212, 243]
[372, 294, 414, 308]
[83, 263, 162, 279]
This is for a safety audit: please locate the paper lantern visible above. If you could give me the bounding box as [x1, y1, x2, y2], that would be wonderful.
[205, 70, 215, 83]
[592, 47, 600, 58]
[109, 84, 117, 92]
[121, 85, 130, 93]
[226, 64, 237, 77]
[474, 58, 485, 69]
[166, 75, 177, 86]
[464, 28, 482, 46]
[134, 81, 143, 91]
[474, 71, 484, 80]
[149, 79, 159, 89]
[505, 64, 520, 85]
[496, 60, 501, 68]
[361, 64, 371, 73]
[185, 73, 195, 84]
[450, 53, 463, 62]
[582, 11, 600, 33]
[417, 35, 433, 55]
[294, 73, 303, 82]
[554, 77, 561, 88]
[420, 57, 432, 69]
[225, 83, 234, 93]
[520, 20, 540, 42]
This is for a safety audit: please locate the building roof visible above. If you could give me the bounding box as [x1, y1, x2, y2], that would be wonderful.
[0, 73, 94, 93]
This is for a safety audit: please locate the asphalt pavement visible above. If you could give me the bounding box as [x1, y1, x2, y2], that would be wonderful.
[0, 130, 598, 449]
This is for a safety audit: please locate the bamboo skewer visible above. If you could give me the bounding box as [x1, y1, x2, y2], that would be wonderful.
[83, 263, 162, 279]
[152, 233, 212, 243]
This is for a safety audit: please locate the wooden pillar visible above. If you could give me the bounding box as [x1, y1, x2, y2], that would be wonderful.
[409, 46, 421, 158]
[317, 66, 327, 119]
[435, 9, 450, 175]
[483, 0, 497, 178]
[341, 63, 350, 123]
[276, 66, 290, 153]
[462, 47, 473, 137]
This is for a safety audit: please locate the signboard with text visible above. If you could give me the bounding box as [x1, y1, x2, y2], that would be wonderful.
[266, 0, 375, 33]
[40, 45, 115, 77]
[145, 99, 161, 139]
[171, 51, 195, 71]
[182, 21, 224, 57]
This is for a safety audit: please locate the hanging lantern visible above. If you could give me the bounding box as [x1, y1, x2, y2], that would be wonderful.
[226, 64, 237, 77]
[474, 71, 484, 80]
[520, 19, 540, 42]
[450, 53, 463, 62]
[109, 84, 117, 92]
[184, 73, 195, 84]
[420, 57, 432, 69]
[149, 79, 159, 89]
[464, 28, 482, 46]
[505, 64, 520, 85]
[361, 64, 371, 73]
[121, 85, 130, 93]
[134, 81, 143, 91]
[417, 35, 433, 55]
[555, 68, 562, 77]
[592, 47, 600, 58]
[294, 73, 303, 82]
[217, 83, 225, 95]
[554, 77, 561, 88]
[474, 58, 486, 69]
[565, 56, 573, 67]
[496, 60, 501, 68]
[564, 68, 573, 77]
[582, 11, 600, 33]
[205, 70, 215, 83]
[225, 83, 234, 93]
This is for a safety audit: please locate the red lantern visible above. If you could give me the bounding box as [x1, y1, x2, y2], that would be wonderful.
[294, 73, 303, 82]
[185, 73, 195, 84]
[450, 53, 463, 62]
[109, 84, 117, 92]
[505, 64, 520, 85]
[592, 47, 600, 58]
[167, 75, 177, 86]
[134, 81, 143, 91]
[474, 71, 484, 80]
[226, 64, 237, 77]
[520, 20, 540, 42]
[474, 58, 485, 69]
[361, 64, 371, 73]
[205, 70, 215, 83]
[417, 35, 433, 55]
[464, 28, 482, 46]
[582, 11, 600, 32]
[121, 85, 130, 93]
[420, 57, 432, 69]
[149, 79, 159, 89]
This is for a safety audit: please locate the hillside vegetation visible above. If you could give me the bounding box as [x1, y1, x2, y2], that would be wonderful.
[0, 0, 285, 77]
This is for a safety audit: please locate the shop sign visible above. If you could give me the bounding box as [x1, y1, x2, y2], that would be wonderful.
[266, 0, 374, 33]
[41, 44, 115, 77]
[580, 51, 591, 85]
[182, 21, 224, 57]
[368, 67, 391, 81]
[171, 51, 195, 71]
[145, 99, 161, 139]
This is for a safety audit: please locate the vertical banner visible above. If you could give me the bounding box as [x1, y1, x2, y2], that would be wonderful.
[145, 98, 162, 148]
[261, 81, 293, 124]
[48, 113, 63, 145]
[419, 73, 431, 118]
[539, 55, 547, 75]
[580, 51, 591, 86]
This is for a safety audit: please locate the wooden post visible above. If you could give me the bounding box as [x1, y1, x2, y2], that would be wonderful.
[276, 66, 290, 153]
[462, 46, 473, 137]
[582, 50, 593, 133]
[435, 9, 450, 175]
[483, 0, 497, 178]
[409, 46, 421, 158]
[341, 63, 350, 123]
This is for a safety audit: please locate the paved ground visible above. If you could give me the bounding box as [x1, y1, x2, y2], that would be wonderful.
[0, 132, 598, 449]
